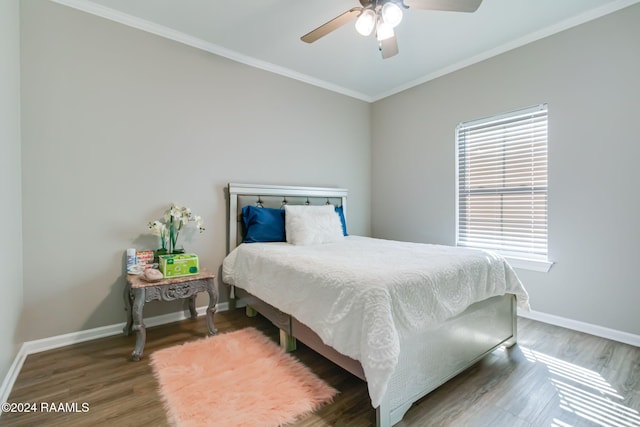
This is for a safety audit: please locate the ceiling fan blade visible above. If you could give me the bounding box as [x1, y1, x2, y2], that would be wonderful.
[380, 34, 399, 59]
[301, 7, 363, 43]
[404, 0, 482, 13]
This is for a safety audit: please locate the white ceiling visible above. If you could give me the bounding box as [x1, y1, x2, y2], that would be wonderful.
[53, 0, 638, 102]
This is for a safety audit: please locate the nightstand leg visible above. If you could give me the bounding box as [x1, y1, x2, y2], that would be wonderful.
[130, 287, 146, 361]
[123, 282, 133, 336]
[188, 296, 197, 320]
[206, 280, 218, 335]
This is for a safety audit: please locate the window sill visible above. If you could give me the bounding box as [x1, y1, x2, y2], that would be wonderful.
[504, 256, 554, 272]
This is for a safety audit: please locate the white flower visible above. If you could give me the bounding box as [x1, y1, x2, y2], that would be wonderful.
[194, 215, 205, 232]
[170, 204, 182, 220]
[148, 220, 167, 236]
[148, 203, 205, 253]
[180, 209, 191, 226]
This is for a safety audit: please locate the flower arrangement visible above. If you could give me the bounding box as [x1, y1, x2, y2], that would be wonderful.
[148, 204, 205, 255]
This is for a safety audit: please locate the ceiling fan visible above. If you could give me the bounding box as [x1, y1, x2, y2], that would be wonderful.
[301, 0, 483, 59]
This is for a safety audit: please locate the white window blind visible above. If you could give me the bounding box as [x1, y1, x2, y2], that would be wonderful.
[456, 104, 548, 260]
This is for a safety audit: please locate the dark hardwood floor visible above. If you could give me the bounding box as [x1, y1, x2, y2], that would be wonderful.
[2, 309, 639, 426]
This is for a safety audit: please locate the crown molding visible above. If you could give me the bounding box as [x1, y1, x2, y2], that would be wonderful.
[371, 0, 640, 101]
[48, 0, 374, 103]
[47, 0, 640, 103]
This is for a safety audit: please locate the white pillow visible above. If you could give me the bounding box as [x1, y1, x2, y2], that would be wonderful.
[284, 205, 344, 246]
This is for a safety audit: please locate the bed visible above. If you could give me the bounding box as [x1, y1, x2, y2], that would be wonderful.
[221, 183, 529, 427]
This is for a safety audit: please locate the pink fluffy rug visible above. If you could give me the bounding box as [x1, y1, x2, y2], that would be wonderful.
[150, 327, 337, 426]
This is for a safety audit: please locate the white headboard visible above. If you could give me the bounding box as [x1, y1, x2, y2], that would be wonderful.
[226, 183, 348, 253]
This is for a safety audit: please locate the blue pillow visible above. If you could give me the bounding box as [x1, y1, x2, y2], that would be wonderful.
[242, 206, 285, 243]
[335, 205, 348, 236]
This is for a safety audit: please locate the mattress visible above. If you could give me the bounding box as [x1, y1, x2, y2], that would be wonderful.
[222, 235, 529, 407]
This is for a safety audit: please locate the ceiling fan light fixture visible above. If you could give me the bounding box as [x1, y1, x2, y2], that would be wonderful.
[376, 20, 394, 41]
[355, 9, 376, 36]
[301, 0, 483, 59]
[381, 2, 403, 28]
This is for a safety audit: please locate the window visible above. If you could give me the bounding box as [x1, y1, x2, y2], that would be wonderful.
[456, 104, 551, 271]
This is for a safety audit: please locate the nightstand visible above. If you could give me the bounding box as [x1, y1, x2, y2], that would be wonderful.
[123, 268, 218, 361]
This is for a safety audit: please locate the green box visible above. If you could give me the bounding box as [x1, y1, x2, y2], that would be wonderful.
[159, 253, 199, 278]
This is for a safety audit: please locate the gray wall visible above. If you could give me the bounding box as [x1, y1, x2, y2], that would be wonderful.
[19, 0, 371, 342]
[13, 0, 640, 350]
[372, 4, 640, 336]
[0, 0, 24, 383]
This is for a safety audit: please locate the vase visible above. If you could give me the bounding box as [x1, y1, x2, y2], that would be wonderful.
[155, 247, 185, 261]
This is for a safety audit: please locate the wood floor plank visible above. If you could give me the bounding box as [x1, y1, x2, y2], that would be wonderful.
[2, 311, 639, 426]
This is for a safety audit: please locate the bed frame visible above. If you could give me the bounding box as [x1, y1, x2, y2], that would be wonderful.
[224, 183, 517, 427]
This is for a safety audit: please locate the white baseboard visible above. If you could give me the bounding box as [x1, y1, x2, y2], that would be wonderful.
[3, 304, 637, 409]
[0, 343, 28, 408]
[518, 309, 640, 348]
[0, 302, 232, 407]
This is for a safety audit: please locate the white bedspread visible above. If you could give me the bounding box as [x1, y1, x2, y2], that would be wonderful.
[222, 236, 529, 407]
